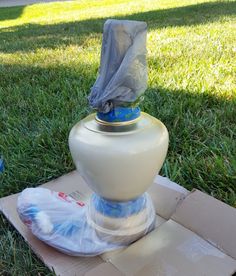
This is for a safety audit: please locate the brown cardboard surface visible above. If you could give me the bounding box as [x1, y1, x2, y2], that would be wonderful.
[148, 175, 188, 219]
[85, 263, 124, 276]
[171, 190, 236, 259]
[109, 220, 236, 276]
[1, 171, 236, 276]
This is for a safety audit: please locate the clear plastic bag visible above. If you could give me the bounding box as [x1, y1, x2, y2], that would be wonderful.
[88, 19, 147, 113]
[17, 188, 155, 256]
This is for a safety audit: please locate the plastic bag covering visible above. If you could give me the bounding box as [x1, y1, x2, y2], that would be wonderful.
[17, 188, 155, 256]
[88, 19, 148, 113]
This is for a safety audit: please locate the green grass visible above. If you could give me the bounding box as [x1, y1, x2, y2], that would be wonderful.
[0, 0, 236, 274]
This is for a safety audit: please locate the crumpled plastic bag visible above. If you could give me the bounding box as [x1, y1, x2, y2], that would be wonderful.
[17, 188, 155, 256]
[88, 19, 148, 113]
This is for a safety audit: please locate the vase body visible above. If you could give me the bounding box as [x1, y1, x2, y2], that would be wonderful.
[69, 112, 168, 201]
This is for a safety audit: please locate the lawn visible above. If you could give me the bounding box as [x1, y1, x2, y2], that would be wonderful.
[0, 0, 236, 274]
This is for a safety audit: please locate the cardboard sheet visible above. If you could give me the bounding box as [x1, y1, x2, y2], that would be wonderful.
[109, 220, 236, 276]
[1, 171, 235, 276]
[171, 190, 236, 259]
[0, 171, 177, 275]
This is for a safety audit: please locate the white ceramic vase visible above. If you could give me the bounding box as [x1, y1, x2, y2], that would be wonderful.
[69, 112, 169, 202]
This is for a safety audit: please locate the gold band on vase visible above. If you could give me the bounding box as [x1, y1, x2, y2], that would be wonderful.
[95, 116, 141, 126]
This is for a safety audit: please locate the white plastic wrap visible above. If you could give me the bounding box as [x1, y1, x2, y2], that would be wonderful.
[17, 188, 155, 256]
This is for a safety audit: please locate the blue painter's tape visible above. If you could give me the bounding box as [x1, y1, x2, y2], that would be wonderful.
[92, 193, 146, 218]
[97, 106, 140, 123]
[22, 204, 40, 220]
[0, 158, 4, 173]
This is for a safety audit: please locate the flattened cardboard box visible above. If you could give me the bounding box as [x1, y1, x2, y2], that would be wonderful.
[0, 171, 236, 276]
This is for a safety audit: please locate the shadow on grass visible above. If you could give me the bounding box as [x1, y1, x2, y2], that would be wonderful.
[0, 1, 235, 53]
[0, 62, 235, 205]
[0, 6, 24, 21]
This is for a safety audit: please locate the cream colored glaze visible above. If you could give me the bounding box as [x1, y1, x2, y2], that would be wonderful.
[69, 112, 169, 201]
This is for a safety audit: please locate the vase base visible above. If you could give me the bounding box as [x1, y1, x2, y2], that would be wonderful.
[87, 193, 156, 244]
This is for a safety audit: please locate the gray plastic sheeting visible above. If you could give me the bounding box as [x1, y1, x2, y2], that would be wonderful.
[88, 19, 148, 113]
